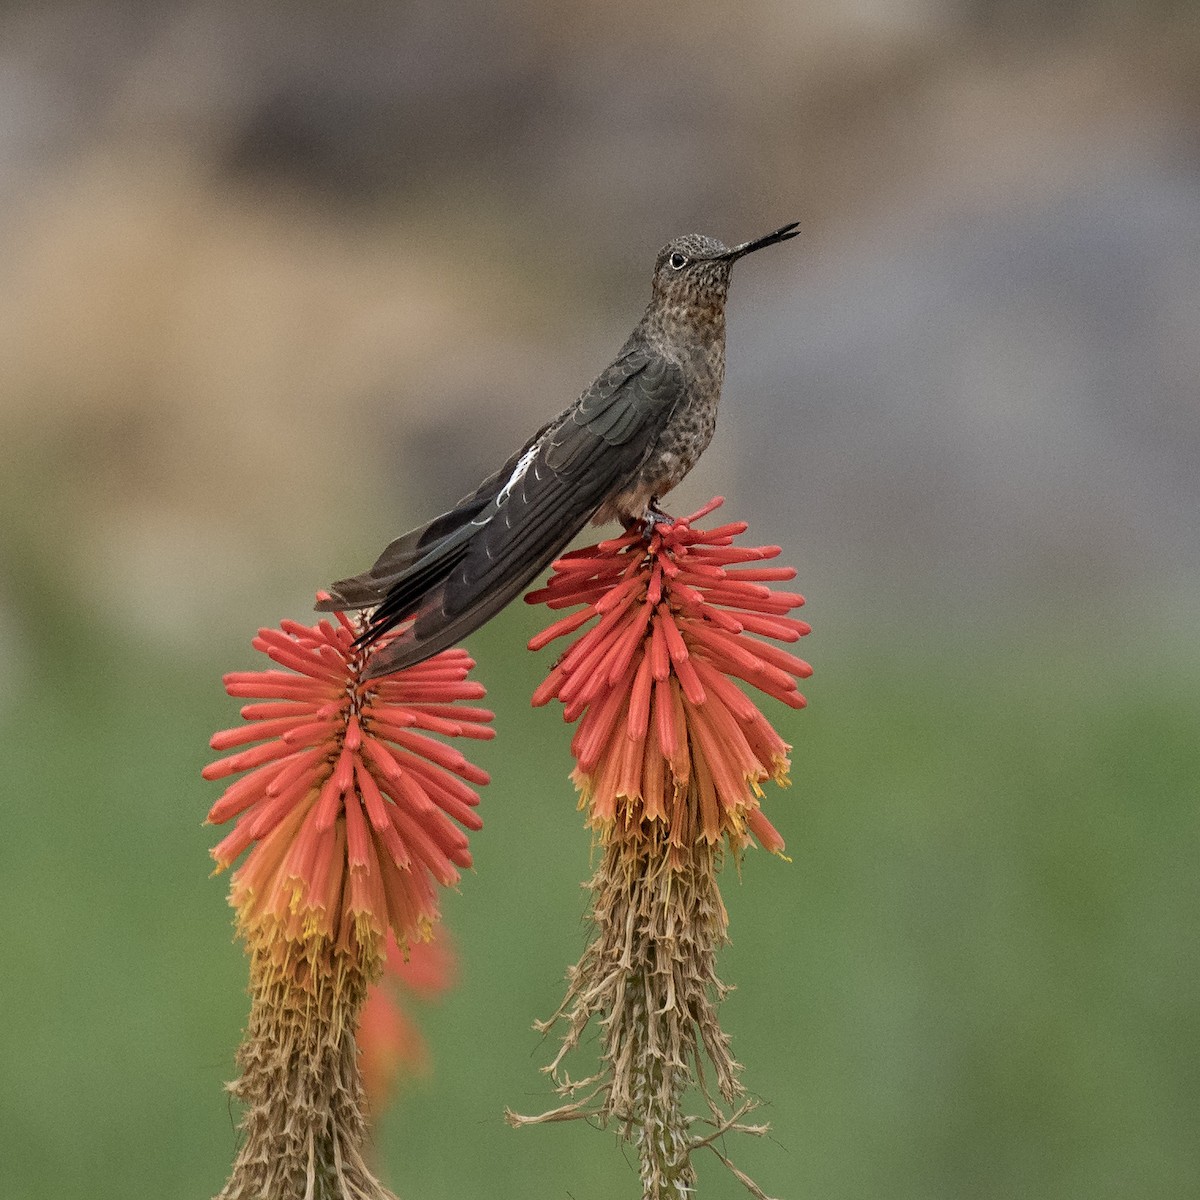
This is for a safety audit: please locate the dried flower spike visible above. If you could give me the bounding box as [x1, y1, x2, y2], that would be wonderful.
[204, 605, 492, 1200]
[514, 498, 809, 1200]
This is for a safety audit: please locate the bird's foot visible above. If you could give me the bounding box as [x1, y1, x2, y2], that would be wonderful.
[618, 500, 675, 536]
[640, 499, 676, 535]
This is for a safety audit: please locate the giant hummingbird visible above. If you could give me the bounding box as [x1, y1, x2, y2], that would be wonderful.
[317, 221, 799, 677]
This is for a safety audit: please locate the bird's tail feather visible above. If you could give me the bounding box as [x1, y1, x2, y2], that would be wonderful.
[315, 494, 492, 613]
[356, 535, 473, 647]
[360, 555, 545, 679]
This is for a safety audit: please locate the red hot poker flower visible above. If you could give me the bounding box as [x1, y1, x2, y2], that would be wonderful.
[204, 605, 493, 1200]
[527, 496, 810, 855]
[204, 605, 493, 953]
[518, 500, 810, 1198]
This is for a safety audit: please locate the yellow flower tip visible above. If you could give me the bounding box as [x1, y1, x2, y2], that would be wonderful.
[300, 910, 331, 941]
[351, 905, 387, 944]
[771, 758, 793, 788]
[586, 813, 616, 839]
[617, 791, 645, 820]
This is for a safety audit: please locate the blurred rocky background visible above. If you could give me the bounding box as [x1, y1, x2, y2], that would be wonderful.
[3, 0, 1198, 662]
[2, 2, 1198, 1198]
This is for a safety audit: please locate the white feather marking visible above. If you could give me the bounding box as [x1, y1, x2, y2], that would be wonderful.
[497, 438, 542, 505]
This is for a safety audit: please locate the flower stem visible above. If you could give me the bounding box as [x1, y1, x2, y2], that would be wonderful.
[628, 961, 697, 1199]
[513, 826, 773, 1198]
[218, 932, 394, 1200]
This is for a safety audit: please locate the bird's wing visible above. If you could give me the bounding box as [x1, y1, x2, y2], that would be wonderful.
[442, 350, 682, 610]
[359, 350, 685, 676]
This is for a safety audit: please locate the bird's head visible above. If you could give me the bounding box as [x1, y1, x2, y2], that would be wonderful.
[650, 222, 799, 313]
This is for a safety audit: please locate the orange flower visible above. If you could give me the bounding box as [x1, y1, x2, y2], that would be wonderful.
[527, 497, 809, 854]
[204, 604, 492, 1200]
[516, 501, 809, 1198]
[204, 604, 493, 950]
[358, 932, 457, 1115]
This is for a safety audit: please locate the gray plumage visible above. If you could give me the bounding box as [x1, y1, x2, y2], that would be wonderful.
[316, 221, 799, 678]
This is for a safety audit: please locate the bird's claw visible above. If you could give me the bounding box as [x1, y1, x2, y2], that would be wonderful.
[641, 500, 676, 535]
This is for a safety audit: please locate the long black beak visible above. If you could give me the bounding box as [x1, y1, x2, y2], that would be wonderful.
[724, 221, 800, 261]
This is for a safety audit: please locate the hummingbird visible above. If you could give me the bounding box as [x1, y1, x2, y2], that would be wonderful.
[316, 221, 799, 678]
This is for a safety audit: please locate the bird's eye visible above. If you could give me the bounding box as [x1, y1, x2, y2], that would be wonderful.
[669, 252, 688, 270]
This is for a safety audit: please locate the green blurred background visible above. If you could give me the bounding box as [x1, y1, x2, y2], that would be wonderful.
[2, 2, 1199, 1197]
